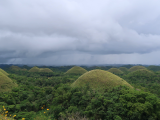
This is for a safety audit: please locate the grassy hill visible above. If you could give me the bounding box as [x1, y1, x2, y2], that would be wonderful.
[29, 67, 53, 73]
[71, 69, 133, 91]
[147, 65, 160, 72]
[126, 69, 154, 78]
[10, 65, 21, 71]
[119, 67, 128, 72]
[0, 72, 17, 92]
[128, 66, 146, 72]
[108, 68, 123, 74]
[29, 66, 40, 72]
[65, 66, 87, 75]
[39, 68, 53, 72]
[0, 68, 9, 76]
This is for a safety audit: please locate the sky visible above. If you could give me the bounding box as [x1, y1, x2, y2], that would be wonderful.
[0, 0, 160, 65]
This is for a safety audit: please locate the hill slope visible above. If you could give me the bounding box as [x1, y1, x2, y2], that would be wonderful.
[0, 72, 17, 92]
[0, 68, 9, 76]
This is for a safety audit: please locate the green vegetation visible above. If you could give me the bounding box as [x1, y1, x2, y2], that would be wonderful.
[119, 67, 128, 72]
[108, 68, 123, 74]
[122, 69, 160, 97]
[128, 66, 147, 72]
[147, 65, 160, 72]
[0, 71, 17, 92]
[0, 68, 9, 75]
[0, 65, 160, 120]
[65, 66, 87, 75]
[71, 69, 133, 91]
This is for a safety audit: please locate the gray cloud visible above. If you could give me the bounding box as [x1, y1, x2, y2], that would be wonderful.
[0, 0, 160, 65]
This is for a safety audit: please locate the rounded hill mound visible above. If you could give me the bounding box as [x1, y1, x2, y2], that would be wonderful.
[39, 68, 53, 72]
[65, 66, 87, 75]
[10, 65, 21, 71]
[0, 68, 9, 76]
[0, 72, 17, 92]
[21, 68, 28, 71]
[127, 69, 154, 77]
[29, 66, 40, 72]
[108, 68, 123, 74]
[119, 67, 128, 72]
[128, 66, 146, 72]
[71, 69, 133, 91]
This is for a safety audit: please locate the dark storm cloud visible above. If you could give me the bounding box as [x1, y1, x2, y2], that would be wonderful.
[1, 0, 160, 64]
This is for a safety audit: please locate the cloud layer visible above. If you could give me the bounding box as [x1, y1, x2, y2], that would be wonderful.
[1, 0, 160, 65]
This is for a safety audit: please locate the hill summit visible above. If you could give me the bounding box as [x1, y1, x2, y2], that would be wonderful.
[71, 69, 133, 91]
[65, 66, 87, 75]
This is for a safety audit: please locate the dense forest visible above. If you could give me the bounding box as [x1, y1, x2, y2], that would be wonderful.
[1, 65, 160, 120]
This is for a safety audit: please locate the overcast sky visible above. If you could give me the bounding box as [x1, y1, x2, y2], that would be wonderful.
[0, 0, 160, 65]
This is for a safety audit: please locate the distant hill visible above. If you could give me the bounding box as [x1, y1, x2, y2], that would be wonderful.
[10, 65, 21, 71]
[119, 67, 128, 72]
[39, 68, 53, 72]
[128, 66, 146, 72]
[108, 68, 123, 74]
[65, 66, 87, 75]
[29, 66, 40, 72]
[147, 65, 160, 72]
[71, 69, 133, 91]
[29, 66, 53, 72]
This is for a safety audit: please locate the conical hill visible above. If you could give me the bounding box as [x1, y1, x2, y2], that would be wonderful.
[108, 68, 123, 74]
[127, 69, 154, 77]
[119, 67, 128, 72]
[129, 66, 146, 72]
[0, 72, 17, 92]
[10, 65, 21, 71]
[71, 69, 133, 91]
[39, 68, 53, 72]
[29, 66, 40, 72]
[0, 68, 9, 76]
[29, 67, 53, 73]
[65, 66, 87, 75]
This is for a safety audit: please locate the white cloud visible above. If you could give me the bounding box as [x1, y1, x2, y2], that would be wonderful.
[0, 0, 160, 64]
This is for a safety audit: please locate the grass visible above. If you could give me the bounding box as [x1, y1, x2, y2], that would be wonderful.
[108, 68, 123, 74]
[71, 69, 133, 91]
[0, 68, 9, 76]
[65, 66, 87, 75]
[0, 72, 17, 93]
[119, 67, 128, 72]
[128, 66, 146, 72]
